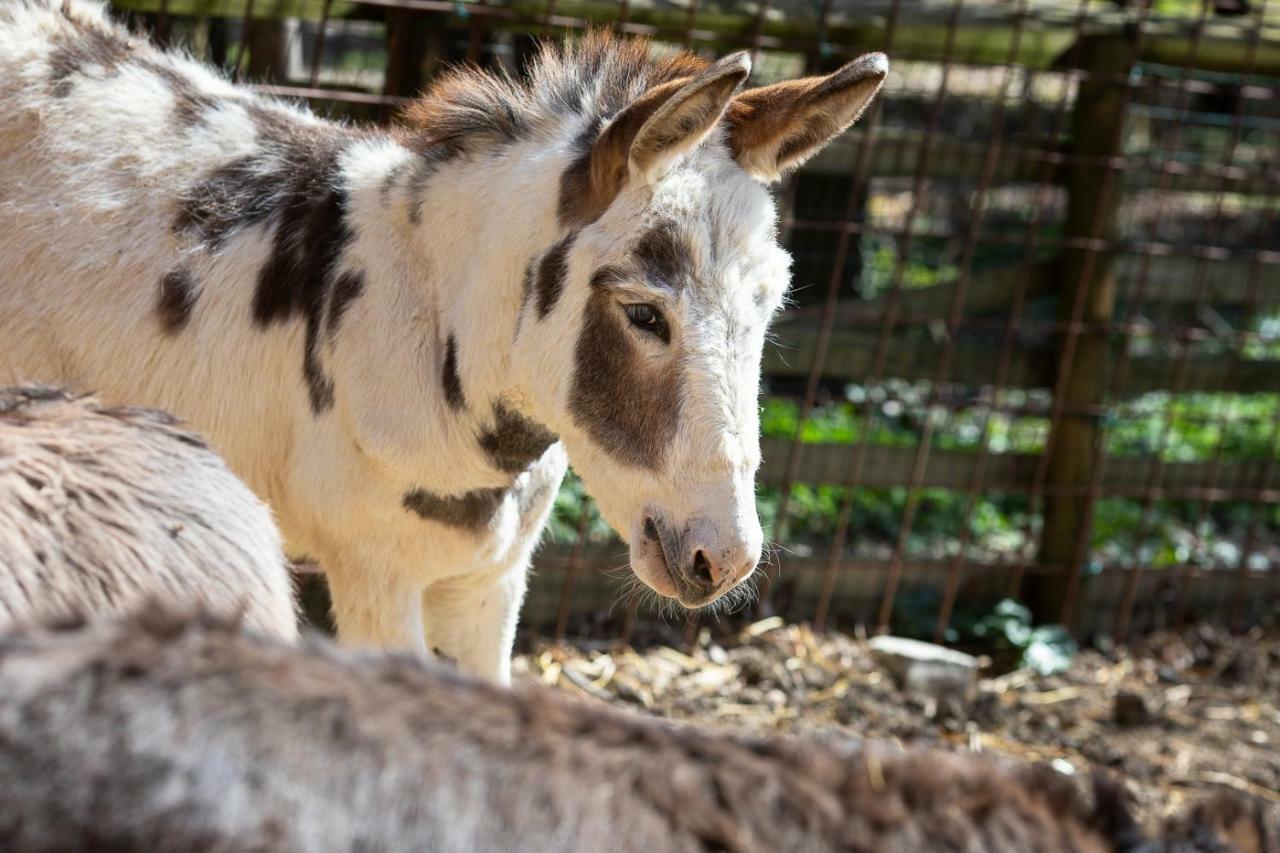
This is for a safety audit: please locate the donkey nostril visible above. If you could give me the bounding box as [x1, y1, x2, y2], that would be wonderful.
[643, 517, 660, 542]
[692, 550, 713, 586]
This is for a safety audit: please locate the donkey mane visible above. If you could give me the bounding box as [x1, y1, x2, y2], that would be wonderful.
[399, 32, 711, 156]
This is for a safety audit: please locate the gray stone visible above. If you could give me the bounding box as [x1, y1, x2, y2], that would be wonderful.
[868, 636, 979, 700]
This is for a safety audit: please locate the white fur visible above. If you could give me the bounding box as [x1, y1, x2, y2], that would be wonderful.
[0, 1, 791, 682]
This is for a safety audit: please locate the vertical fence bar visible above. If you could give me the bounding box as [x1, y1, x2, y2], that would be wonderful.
[1164, 11, 1276, 631]
[1230, 419, 1280, 629]
[155, 0, 171, 46]
[553, 510, 593, 641]
[769, 80, 891, 615]
[926, 0, 1034, 642]
[231, 0, 256, 80]
[1001, 2, 1100, 604]
[783, 0, 905, 628]
[1110, 0, 1257, 641]
[1026, 26, 1145, 627]
[776, 0, 894, 624]
[809, 0, 962, 634]
[308, 0, 334, 89]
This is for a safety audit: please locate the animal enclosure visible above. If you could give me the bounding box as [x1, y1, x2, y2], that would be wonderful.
[104, 0, 1279, 642]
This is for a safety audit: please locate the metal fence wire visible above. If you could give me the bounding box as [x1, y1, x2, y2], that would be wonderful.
[112, 0, 1280, 644]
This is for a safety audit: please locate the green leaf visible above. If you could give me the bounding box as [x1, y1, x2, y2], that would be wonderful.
[1020, 625, 1078, 675]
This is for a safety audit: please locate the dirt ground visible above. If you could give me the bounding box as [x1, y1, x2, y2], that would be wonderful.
[514, 619, 1279, 829]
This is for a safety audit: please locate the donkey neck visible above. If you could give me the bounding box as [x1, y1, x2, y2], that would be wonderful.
[350, 126, 580, 428]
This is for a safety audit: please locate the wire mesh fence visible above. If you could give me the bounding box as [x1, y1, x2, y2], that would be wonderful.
[110, 0, 1280, 645]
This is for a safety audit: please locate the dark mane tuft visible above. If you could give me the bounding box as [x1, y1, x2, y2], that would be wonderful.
[398, 31, 710, 153]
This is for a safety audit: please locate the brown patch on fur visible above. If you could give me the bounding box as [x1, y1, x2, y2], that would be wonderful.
[477, 403, 557, 474]
[441, 335, 465, 411]
[136, 58, 220, 127]
[569, 287, 680, 470]
[519, 257, 537, 313]
[47, 14, 135, 98]
[46, 2, 217, 127]
[325, 270, 365, 337]
[157, 268, 197, 334]
[632, 221, 693, 288]
[402, 487, 506, 532]
[555, 123, 603, 229]
[533, 233, 576, 319]
[175, 107, 363, 415]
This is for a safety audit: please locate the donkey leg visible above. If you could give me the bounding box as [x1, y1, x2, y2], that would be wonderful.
[324, 562, 427, 655]
[420, 562, 529, 685]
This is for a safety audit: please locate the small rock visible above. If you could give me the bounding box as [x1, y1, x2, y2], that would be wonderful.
[868, 636, 978, 701]
[1113, 690, 1152, 726]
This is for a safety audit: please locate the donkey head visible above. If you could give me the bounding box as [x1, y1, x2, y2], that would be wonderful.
[519, 44, 887, 608]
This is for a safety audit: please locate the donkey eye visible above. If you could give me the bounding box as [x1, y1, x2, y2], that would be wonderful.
[624, 303, 670, 343]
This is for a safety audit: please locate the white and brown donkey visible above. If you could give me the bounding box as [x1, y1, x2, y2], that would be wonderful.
[0, 0, 886, 682]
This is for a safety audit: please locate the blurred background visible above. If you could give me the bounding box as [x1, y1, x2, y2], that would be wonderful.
[107, 0, 1279, 649]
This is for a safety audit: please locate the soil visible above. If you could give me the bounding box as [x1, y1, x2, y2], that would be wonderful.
[513, 619, 1280, 829]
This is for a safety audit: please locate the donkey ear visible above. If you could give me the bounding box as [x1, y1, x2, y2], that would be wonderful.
[625, 51, 751, 183]
[725, 52, 888, 183]
[583, 52, 751, 210]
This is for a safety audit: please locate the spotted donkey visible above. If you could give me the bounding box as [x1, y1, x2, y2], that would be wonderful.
[0, 0, 886, 682]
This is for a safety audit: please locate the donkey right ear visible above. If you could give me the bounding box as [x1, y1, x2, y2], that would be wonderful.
[564, 52, 750, 226]
[725, 52, 888, 183]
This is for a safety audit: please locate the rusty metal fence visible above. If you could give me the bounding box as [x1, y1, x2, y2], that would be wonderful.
[112, 0, 1280, 644]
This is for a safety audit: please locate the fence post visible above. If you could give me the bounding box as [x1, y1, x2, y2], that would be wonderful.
[1031, 35, 1133, 625]
[245, 19, 288, 81]
[385, 10, 454, 102]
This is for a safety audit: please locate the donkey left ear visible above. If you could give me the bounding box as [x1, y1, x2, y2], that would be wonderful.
[577, 51, 750, 221]
[725, 52, 888, 183]
[624, 50, 752, 183]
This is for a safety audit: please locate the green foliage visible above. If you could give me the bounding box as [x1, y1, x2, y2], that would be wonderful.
[858, 236, 960, 299]
[546, 387, 1279, 577]
[890, 593, 1078, 674]
[1107, 393, 1280, 461]
[756, 390, 1280, 566]
[1020, 625, 1078, 676]
[546, 471, 613, 543]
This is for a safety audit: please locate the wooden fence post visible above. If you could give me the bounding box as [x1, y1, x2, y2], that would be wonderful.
[245, 18, 288, 81]
[1030, 35, 1134, 625]
[385, 9, 455, 102]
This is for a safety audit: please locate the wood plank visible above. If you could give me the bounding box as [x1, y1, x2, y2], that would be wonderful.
[108, 0, 1280, 79]
[756, 438, 1280, 498]
[112, 0, 358, 19]
[804, 129, 1279, 196]
[523, 543, 1271, 638]
[784, 256, 1277, 327]
[764, 324, 1280, 395]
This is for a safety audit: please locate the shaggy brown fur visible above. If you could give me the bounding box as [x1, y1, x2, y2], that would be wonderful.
[0, 613, 1270, 852]
[0, 387, 297, 639]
